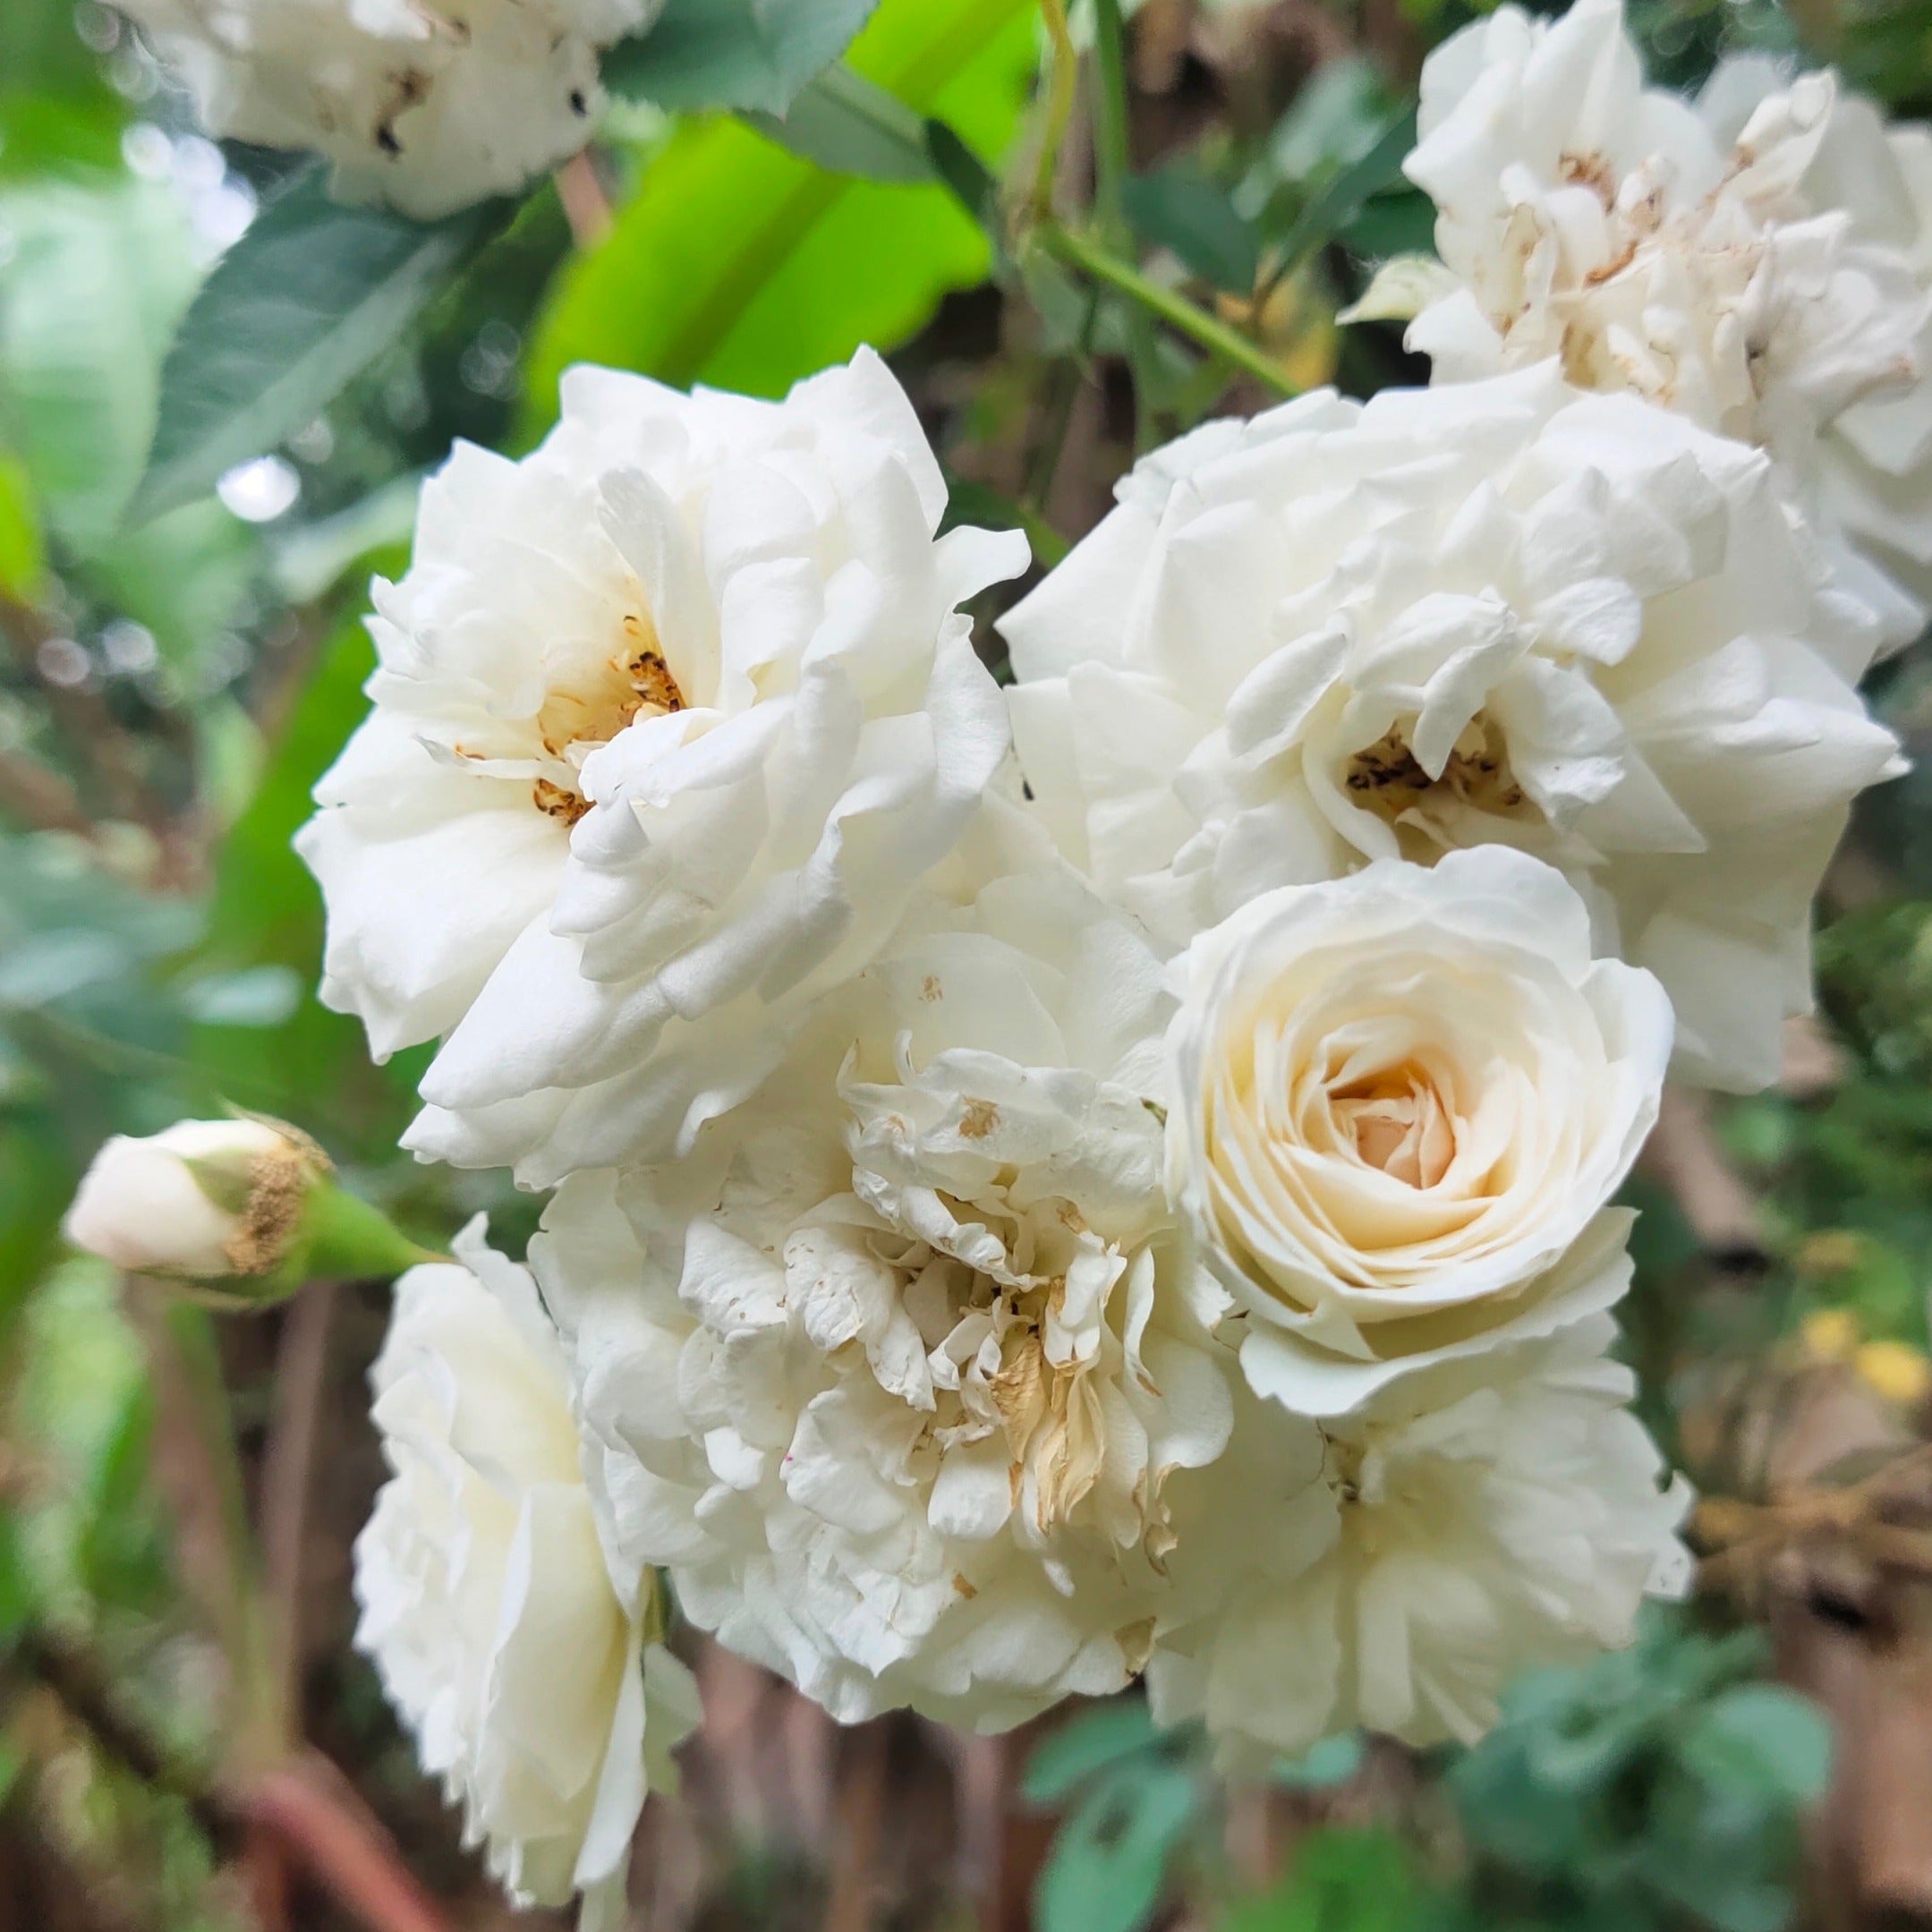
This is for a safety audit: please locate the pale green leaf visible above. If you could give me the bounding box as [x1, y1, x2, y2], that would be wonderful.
[746, 64, 933, 183]
[133, 171, 495, 523]
[604, 0, 880, 115]
[0, 177, 200, 552]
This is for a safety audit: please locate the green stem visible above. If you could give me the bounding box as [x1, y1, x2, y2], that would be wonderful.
[1037, 223, 1298, 399]
[1088, 0, 1164, 447]
[1090, 0, 1132, 242]
[1034, 0, 1078, 218]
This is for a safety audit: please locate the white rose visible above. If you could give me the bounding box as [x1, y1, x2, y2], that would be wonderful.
[1401, 0, 1932, 634]
[115, 0, 661, 219]
[1148, 1314, 1692, 1761]
[535, 829, 1234, 1731]
[1165, 847, 1670, 1410]
[354, 1220, 699, 1928]
[63, 1116, 326, 1283]
[1001, 366, 1901, 1092]
[296, 349, 1027, 1184]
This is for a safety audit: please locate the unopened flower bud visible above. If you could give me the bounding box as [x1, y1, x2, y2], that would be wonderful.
[64, 1116, 431, 1301]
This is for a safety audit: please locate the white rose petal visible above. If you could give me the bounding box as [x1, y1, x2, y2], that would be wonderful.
[1165, 847, 1670, 1400]
[1148, 1314, 1692, 1764]
[1000, 366, 1901, 1093]
[115, 0, 662, 218]
[1405, 0, 1932, 634]
[534, 828, 1236, 1732]
[295, 349, 1029, 1183]
[353, 1220, 697, 1925]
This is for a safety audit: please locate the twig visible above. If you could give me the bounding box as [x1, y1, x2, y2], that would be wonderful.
[14, 1627, 455, 1932]
[1641, 1086, 1767, 1271]
[12, 1627, 223, 1836]
[555, 149, 615, 250]
[246, 1756, 455, 1932]
[259, 1281, 337, 1739]
[0, 590, 184, 876]
[822, 1723, 889, 1932]
[1696, 1443, 1932, 1587]
[0, 748, 93, 837]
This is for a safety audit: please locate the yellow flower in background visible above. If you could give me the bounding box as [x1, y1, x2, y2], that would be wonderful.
[1800, 1307, 1861, 1362]
[1854, 1340, 1932, 1408]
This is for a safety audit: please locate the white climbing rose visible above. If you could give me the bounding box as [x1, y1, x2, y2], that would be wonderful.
[1165, 848, 1671, 1411]
[535, 828, 1235, 1732]
[296, 349, 1026, 1184]
[1397, 0, 1932, 632]
[354, 1220, 699, 1931]
[1000, 366, 1900, 1093]
[1147, 1313, 1693, 1763]
[115, 0, 662, 219]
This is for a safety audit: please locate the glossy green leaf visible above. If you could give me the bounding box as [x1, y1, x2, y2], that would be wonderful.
[1125, 160, 1260, 293]
[527, 0, 1035, 419]
[133, 172, 498, 523]
[746, 64, 933, 182]
[1271, 106, 1419, 278]
[603, 0, 880, 115]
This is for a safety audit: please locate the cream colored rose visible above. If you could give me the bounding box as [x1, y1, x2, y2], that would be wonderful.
[1164, 847, 1671, 1409]
[354, 1221, 698, 1928]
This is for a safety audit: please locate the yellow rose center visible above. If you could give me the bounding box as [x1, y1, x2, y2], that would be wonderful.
[1344, 714, 1527, 830]
[531, 610, 684, 826]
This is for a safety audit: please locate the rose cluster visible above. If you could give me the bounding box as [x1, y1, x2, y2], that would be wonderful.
[64, 1, 1921, 1919]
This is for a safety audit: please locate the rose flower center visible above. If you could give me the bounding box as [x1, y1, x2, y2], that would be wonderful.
[1344, 714, 1527, 830]
[532, 609, 684, 827]
[1331, 1064, 1456, 1190]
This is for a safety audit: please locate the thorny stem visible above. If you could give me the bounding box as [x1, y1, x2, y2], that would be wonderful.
[1035, 223, 1300, 397]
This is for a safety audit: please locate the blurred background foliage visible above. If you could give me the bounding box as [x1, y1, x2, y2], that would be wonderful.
[5, 0, 1932, 1928]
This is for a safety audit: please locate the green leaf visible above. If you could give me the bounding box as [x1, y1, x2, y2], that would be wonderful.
[1023, 1698, 1161, 1805]
[1124, 160, 1260, 293]
[133, 172, 498, 524]
[925, 116, 1000, 228]
[1271, 106, 1419, 280]
[1221, 1829, 1430, 1932]
[604, 0, 881, 115]
[746, 64, 933, 182]
[528, 0, 1035, 417]
[1271, 1731, 1365, 1791]
[83, 498, 257, 673]
[1036, 1761, 1197, 1932]
[1681, 1685, 1834, 1806]
[0, 177, 200, 551]
[0, 450, 47, 600]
